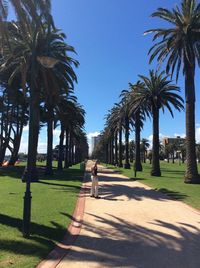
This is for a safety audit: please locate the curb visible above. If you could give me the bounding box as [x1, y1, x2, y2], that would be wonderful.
[36, 171, 88, 268]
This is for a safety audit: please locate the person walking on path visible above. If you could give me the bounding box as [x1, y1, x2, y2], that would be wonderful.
[90, 161, 99, 198]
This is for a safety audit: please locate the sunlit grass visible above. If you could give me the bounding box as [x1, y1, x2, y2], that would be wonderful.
[0, 163, 83, 268]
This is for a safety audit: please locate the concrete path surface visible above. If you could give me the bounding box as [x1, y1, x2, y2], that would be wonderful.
[48, 161, 200, 268]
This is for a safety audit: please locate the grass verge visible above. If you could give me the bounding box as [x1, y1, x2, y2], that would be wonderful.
[0, 163, 83, 268]
[103, 161, 200, 210]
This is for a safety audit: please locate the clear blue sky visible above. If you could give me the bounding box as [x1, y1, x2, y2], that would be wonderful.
[9, 0, 199, 152]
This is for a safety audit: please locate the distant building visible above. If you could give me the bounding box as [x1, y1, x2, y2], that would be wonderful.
[91, 135, 101, 153]
[163, 136, 186, 148]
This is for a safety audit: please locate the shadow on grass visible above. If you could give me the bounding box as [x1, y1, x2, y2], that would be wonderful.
[60, 212, 77, 222]
[0, 213, 66, 241]
[0, 166, 83, 183]
[39, 168, 83, 182]
[0, 166, 24, 179]
[38, 180, 81, 190]
[0, 213, 67, 257]
[129, 177, 145, 181]
[0, 238, 55, 258]
[157, 188, 188, 200]
[161, 168, 185, 174]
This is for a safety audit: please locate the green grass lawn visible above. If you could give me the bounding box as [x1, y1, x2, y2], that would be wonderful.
[103, 161, 200, 210]
[0, 163, 84, 268]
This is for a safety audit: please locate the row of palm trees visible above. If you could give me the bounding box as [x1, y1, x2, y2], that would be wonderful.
[95, 0, 200, 184]
[0, 0, 88, 237]
[94, 70, 184, 174]
[0, 0, 88, 173]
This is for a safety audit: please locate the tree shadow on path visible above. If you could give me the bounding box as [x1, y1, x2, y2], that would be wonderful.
[95, 173, 188, 202]
[59, 212, 200, 268]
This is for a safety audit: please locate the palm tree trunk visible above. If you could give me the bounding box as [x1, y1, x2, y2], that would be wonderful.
[105, 143, 109, 164]
[110, 134, 114, 165]
[0, 111, 4, 163]
[144, 149, 146, 163]
[114, 130, 118, 165]
[8, 123, 23, 165]
[0, 105, 12, 165]
[184, 58, 200, 183]
[172, 151, 175, 164]
[151, 106, 161, 176]
[72, 140, 75, 165]
[135, 110, 142, 171]
[45, 106, 54, 175]
[57, 125, 64, 170]
[69, 132, 73, 166]
[124, 116, 130, 169]
[118, 126, 123, 167]
[23, 88, 40, 181]
[108, 139, 111, 164]
[64, 129, 69, 168]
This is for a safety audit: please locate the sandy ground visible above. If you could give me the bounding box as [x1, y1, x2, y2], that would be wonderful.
[54, 161, 200, 268]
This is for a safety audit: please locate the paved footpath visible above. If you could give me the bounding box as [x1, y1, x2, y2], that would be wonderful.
[42, 160, 200, 268]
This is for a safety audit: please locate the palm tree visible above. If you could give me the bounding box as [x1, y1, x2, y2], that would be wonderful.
[168, 143, 178, 164]
[68, 104, 85, 166]
[74, 130, 88, 163]
[8, 88, 28, 165]
[129, 140, 135, 163]
[164, 144, 171, 163]
[0, 0, 8, 52]
[133, 70, 184, 176]
[112, 104, 124, 167]
[39, 28, 78, 175]
[196, 143, 200, 163]
[119, 91, 136, 169]
[0, 0, 53, 238]
[0, 0, 79, 237]
[104, 111, 115, 165]
[105, 104, 124, 166]
[145, 0, 200, 183]
[140, 138, 150, 163]
[180, 142, 186, 163]
[128, 81, 147, 171]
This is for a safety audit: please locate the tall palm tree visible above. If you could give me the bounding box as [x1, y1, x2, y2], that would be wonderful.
[128, 81, 146, 171]
[68, 103, 85, 165]
[74, 130, 88, 163]
[0, 0, 8, 52]
[164, 144, 171, 163]
[104, 111, 115, 165]
[1, 0, 79, 237]
[145, 0, 200, 183]
[0, 0, 53, 238]
[140, 138, 150, 163]
[133, 70, 184, 176]
[105, 104, 124, 166]
[39, 28, 78, 175]
[119, 91, 135, 169]
[196, 143, 200, 163]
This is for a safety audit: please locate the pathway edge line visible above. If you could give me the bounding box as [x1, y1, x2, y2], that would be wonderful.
[36, 171, 88, 268]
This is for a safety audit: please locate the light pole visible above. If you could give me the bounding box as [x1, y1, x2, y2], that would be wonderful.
[22, 55, 58, 238]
